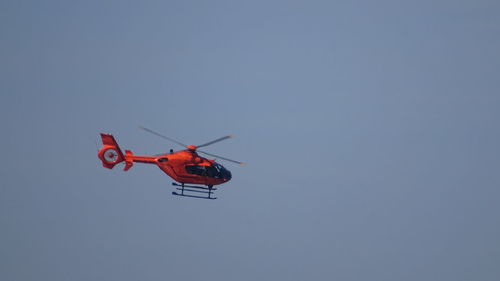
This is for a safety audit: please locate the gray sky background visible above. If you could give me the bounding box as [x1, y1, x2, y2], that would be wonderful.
[1, 1, 499, 280]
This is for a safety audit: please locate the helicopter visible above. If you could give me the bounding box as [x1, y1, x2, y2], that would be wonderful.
[97, 126, 244, 199]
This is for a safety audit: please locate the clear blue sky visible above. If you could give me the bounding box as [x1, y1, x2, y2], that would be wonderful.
[1, 1, 500, 280]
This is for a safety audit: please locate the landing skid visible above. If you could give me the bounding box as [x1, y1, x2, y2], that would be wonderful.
[171, 182, 217, 200]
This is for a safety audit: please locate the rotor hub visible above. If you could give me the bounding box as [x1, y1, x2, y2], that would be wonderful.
[186, 145, 197, 151]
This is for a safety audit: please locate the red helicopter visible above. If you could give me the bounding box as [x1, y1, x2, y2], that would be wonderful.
[97, 126, 244, 199]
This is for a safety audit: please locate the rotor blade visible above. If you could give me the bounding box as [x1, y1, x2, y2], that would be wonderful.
[197, 135, 233, 148]
[198, 149, 246, 166]
[139, 126, 187, 148]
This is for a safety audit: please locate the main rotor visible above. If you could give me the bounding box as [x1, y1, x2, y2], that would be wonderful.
[139, 126, 245, 165]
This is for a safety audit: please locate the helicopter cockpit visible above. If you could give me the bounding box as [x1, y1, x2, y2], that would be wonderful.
[185, 164, 232, 180]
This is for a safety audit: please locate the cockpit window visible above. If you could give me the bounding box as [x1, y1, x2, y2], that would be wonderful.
[213, 164, 222, 173]
[185, 165, 218, 178]
[185, 165, 205, 176]
[185, 164, 230, 179]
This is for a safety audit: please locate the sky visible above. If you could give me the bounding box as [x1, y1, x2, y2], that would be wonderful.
[1, 0, 500, 280]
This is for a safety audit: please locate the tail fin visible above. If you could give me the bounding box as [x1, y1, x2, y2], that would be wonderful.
[97, 133, 129, 170]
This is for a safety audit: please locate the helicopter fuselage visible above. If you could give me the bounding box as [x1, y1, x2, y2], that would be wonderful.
[153, 150, 232, 186]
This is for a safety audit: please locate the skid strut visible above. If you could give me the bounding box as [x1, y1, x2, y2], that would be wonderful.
[172, 182, 217, 200]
